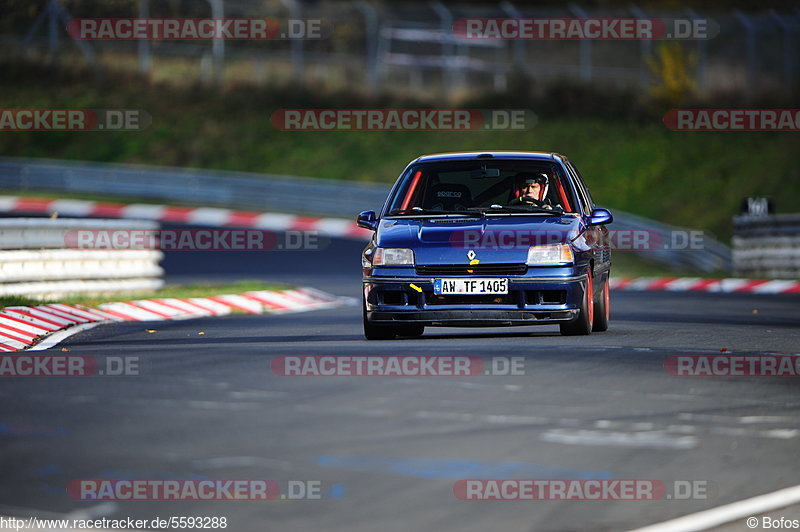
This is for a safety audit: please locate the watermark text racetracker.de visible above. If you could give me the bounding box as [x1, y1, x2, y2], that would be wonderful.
[665, 355, 800, 377]
[449, 228, 707, 251]
[453, 17, 718, 40]
[0, 109, 149, 131]
[64, 228, 324, 251]
[0, 355, 140, 377]
[454, 479, 713, 500]
[68, 479, 327, 501]
[270, 109, 536, 131]
[67, 18, 329, 40]
[664, 109, 800, 131]
[271, 355, 525, 376]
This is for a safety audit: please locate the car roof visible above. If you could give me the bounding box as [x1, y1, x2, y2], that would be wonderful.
[413, 151, 563, 163]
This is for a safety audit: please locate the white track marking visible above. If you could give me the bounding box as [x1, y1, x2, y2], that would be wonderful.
[27, 323, 102, 351]
[630, 484, 800, 532]
[541, 429, 697, 449]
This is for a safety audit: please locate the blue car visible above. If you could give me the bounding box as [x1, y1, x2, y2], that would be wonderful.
[357, 151, 613, 339]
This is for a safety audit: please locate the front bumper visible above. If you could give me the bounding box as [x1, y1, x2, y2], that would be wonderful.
[363, 270, 587, 327]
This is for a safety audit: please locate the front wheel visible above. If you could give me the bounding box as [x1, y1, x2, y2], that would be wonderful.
[560, 274, 594, 336]
[592, 274, 610, 332]
[363, 315, 396, 340]
[363, 295, 396, 340]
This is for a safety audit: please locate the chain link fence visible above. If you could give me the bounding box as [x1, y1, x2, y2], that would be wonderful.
[4, 0, 799, 99]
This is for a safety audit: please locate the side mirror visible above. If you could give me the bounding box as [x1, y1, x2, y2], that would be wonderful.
[357, 210, 379, 231]
[588, 208, 613, 226]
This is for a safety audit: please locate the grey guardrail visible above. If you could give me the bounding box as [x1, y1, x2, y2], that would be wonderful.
[0, 157, 390, 218]
[0, 156, 732, 273]
[0, 217, 163, 298]
[610, 210, 732, 273]
[733, 214, 800, 278]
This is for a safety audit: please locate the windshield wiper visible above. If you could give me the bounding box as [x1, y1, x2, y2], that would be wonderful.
[468, 205, 564, 215]
[391, 208, 477, 216]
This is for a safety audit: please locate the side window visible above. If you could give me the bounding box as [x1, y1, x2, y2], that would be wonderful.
[385, 167, 426, 214]
[569, 161, 594, 212]
[566, 161, 593, 214]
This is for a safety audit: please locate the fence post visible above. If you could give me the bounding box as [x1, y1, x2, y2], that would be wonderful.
[629, 4, 652, 88]
[501, 1, 526, 72]
[733, 10, 757, 97]
[376, 23, 389, 87]
[569, 4, 592, 82]
[138, 0, 151, 75]
[355, 1, 379, 94]
[20, 3, 51, 53]
[21, 0, 98, 68]
[769, 10, 797, 89]
[686, 8, 708, 94]
[431, 0, 456, 97]
[206, 0, 225, 84]
[47, 0, 59, 63]
[280, 0, 304, 83]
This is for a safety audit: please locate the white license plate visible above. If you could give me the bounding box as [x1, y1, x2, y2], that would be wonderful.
[433, 278, 508, 295]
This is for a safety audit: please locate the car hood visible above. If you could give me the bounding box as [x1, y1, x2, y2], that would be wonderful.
[376, 215, 585, 264]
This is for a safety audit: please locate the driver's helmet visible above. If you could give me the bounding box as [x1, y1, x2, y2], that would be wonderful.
[514, 172, 549, 203]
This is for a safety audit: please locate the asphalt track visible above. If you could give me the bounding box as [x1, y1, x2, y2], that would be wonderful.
[2, 233, 799, 532]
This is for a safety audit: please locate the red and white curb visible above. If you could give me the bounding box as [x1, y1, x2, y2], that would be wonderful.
[0, 195, 372, 240]
[611, 277, 800, 294]
[0, 287, 354, 352]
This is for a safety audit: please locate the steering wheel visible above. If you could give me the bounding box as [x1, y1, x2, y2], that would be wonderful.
[510, 196, 546, 208]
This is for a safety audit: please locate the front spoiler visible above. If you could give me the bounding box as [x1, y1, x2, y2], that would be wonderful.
[367, 309, 579, 327]
[363, 275, 586, 284]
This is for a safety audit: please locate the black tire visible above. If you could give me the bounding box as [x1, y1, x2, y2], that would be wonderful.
[592, 274, 610, 332]
[560, 273, 594, 336]
[363, 295, 396, 340]
[396, 324, 425, 338]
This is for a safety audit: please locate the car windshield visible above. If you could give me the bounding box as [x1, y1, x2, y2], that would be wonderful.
[385, 160, 577, 216]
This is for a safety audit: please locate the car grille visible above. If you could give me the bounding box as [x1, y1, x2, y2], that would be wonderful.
[525, 290, 567, 305]
[426, 294, 517, 305]
[415, 263, 528, 276]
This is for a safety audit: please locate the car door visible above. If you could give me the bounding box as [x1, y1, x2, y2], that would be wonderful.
[564, 160, 610, 275]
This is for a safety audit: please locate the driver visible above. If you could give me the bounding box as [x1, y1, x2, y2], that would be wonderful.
[510, 172, 555, 209]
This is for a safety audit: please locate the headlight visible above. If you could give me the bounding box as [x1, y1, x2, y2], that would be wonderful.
[373, 247, 415, 266]
[527, 244, 574, 265]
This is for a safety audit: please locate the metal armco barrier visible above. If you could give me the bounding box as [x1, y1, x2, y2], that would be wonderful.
[609, 210, 731, 274]
[0, 157, 390, 219]
[733, 214, 800, 278]
[0, 217, 163, 298]
[0, 157, 732, 273]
